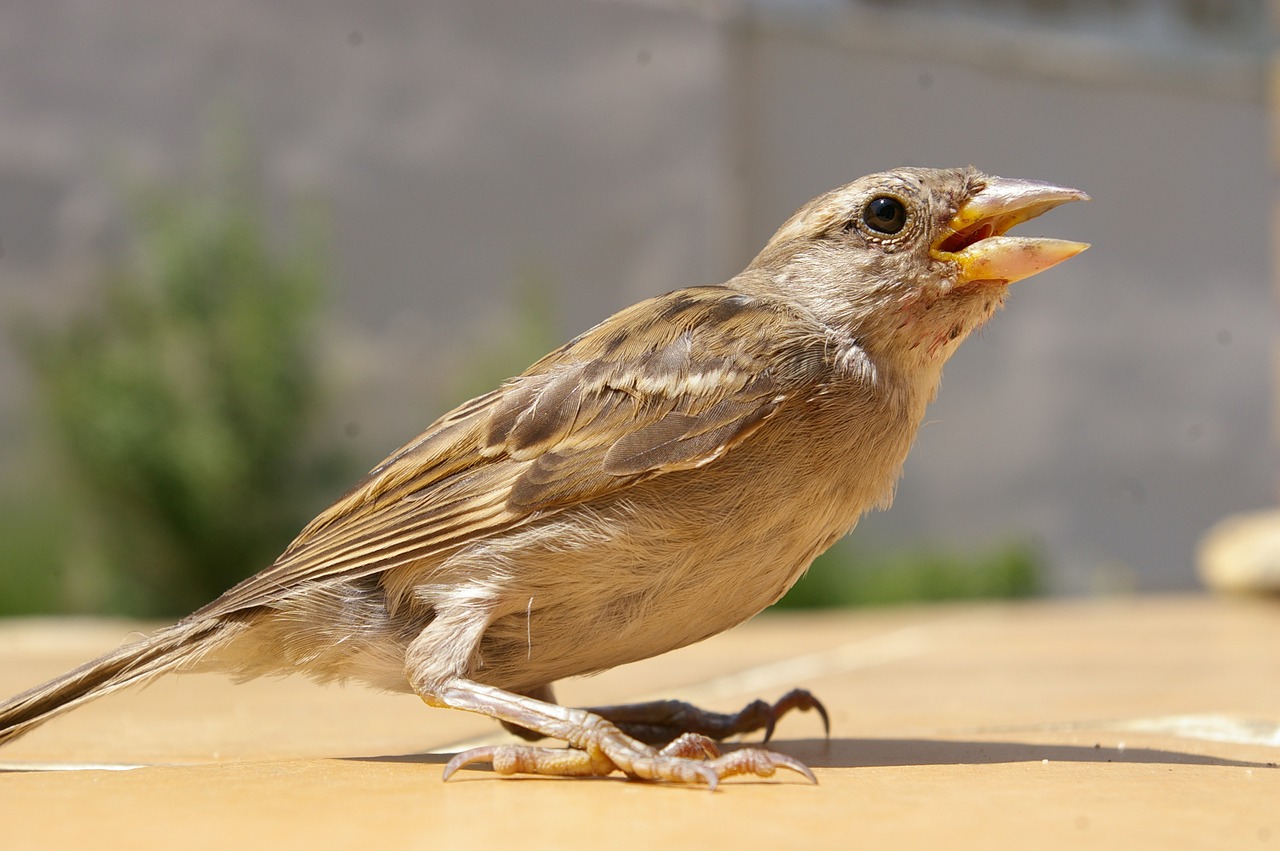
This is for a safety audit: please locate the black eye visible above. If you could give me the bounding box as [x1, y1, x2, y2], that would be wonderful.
[862, 195, 907, 235]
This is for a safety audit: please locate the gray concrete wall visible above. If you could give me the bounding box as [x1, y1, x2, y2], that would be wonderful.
[0, 0, 1270, 594]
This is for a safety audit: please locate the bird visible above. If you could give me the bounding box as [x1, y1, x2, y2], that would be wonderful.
[0, 167, 1088, 788]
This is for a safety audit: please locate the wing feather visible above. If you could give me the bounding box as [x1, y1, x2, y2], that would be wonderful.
[194, 286, 827, 619]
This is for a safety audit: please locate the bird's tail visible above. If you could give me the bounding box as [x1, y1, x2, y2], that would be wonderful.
[0, 618, 236, 748]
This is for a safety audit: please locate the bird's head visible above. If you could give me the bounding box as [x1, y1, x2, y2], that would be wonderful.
[748, 166, 1089, 371]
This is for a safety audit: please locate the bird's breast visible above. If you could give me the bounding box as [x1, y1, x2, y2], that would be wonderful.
[457, 372, 926, 692]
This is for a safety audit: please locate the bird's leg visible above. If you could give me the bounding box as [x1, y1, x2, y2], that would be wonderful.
[499, 683, 558, 741]
[422, 678, 816, 788]
[500, 684, 828, 746]
[585, 688, 830, 746]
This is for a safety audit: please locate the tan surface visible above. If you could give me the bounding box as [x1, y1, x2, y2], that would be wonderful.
[1, 595, 1277, 849]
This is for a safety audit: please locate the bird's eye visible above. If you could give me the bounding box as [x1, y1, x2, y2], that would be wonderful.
[862, 196, 908, 235]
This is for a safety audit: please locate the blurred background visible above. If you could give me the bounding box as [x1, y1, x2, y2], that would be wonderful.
[0, 0, 1271, 616]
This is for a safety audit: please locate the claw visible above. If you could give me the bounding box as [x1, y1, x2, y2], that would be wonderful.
[443, 746, 494, 780]
[763, 689, 829, 742]
[681, 746, 820, 787]
[715, 748, 818, 785]
[768, 685, 829, 742]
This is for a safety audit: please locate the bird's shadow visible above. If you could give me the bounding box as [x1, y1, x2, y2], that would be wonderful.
[782, 737, 1278, 769]
[346, 736, 1279, 771]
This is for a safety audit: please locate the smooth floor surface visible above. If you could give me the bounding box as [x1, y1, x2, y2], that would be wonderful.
[1, 595, 1277, 849]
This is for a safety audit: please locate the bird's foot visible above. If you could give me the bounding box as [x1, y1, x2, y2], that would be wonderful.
[443, 728, 815, 789]
[588, 687, 830, 745]
[427, 680, 817, 788]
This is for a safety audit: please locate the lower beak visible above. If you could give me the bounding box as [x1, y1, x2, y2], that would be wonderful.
[933, 177, 1090, 285]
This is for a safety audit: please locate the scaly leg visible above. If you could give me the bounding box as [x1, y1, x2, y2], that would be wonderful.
[424, 679, 816, 789]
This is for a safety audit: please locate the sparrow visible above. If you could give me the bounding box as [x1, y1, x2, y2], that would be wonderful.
[0, 167, 1088, 787]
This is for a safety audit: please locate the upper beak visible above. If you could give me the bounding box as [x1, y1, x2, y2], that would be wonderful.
[932, 177, 1091, 285]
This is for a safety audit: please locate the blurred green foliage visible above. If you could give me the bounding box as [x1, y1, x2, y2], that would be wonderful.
[0, 488, 70, 616]
[13, 166, 349, 617]
[775, 538, 1043, 609]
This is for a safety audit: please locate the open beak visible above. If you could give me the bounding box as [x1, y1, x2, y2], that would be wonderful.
[932, 177, 1090, 285]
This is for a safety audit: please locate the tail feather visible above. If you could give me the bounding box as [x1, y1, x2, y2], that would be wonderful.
[0, 619, 232, 747]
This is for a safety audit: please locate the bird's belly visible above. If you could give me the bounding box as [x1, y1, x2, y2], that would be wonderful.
[476, 522, 828, 690]
[463, 447, 882, 692]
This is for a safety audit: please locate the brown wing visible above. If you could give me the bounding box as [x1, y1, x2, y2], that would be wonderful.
[195, 286, 827, 619]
